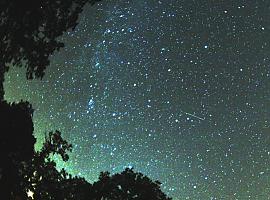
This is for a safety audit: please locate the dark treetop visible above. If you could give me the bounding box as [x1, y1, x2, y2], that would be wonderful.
[0, 0, 100, 99]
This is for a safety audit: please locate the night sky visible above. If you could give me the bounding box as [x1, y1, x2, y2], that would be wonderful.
[4, 0, 270, 199]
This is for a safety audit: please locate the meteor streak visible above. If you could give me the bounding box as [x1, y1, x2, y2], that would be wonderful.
[181, 110, 205, 121]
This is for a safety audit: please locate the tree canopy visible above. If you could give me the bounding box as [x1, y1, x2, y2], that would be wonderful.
[16, 131, 172, 199]
[0, 0, 100, 99]
[92, 168, 172, 200]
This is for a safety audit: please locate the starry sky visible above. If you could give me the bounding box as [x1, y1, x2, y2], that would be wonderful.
[4, 0, 270, 199]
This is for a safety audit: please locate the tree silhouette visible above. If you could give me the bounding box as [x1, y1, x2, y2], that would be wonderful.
[0, 100, 36, 199]
[0, 0, 100, 100]
[20, 132, 171, 200]
[23, 131, 92, 200]
[92, 168, 172, 200]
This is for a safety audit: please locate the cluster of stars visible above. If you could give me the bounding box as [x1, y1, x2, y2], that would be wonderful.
[3, 0, 270, 199]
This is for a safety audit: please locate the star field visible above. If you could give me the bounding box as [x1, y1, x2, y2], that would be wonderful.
[4, 0, 270, 199]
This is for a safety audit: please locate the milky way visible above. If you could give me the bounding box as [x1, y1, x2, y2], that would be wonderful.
[4, 0, 270, 199]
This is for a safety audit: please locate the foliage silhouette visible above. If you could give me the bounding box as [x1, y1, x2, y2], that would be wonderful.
[0, 100, 36, 199]
[92, 168, 172, 200]
[9, 130, 171, 200]
[0, 103, 172, 200]
[0, 0, 100, 99]
[23, 131, 92, 200]
[21, 132, 171, 200]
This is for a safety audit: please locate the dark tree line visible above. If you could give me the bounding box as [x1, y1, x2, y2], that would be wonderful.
[0, 0, 172, 199]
